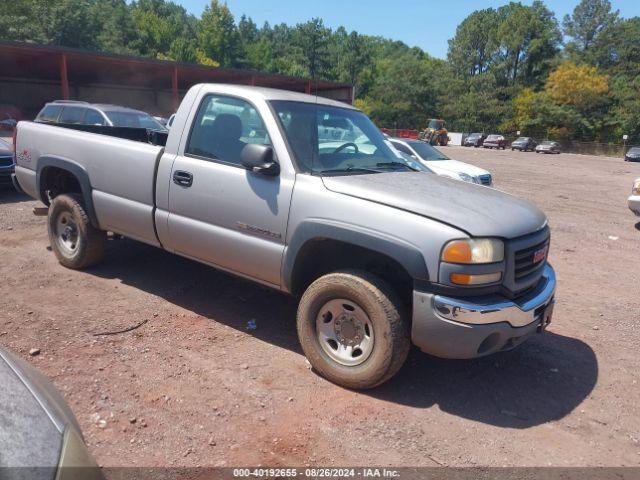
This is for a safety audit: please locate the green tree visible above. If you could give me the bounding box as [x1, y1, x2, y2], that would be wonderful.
[494, 1, 561, 86]
[93, 0, 140, 55]
[197, 0, 240, 67]
[563, 0, 620, 55]
[447, 8, 499, 77]
[0, 0, 99, 49]
[361, 53, 441, 128]
[294, 18, 331, 79]
[131, 0, 197, 59]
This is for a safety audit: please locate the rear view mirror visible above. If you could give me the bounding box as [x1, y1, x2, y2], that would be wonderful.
[240, 144, 280, 176]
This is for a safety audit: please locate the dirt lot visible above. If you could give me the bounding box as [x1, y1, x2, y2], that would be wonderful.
[1, 146, 639, 468]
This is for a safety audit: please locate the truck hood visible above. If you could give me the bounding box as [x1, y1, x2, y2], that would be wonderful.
[423, 159, 489, 177]
[321, 172, 547, 238]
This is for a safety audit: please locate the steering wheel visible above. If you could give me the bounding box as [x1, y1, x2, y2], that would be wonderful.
[333, 142, 359, 154]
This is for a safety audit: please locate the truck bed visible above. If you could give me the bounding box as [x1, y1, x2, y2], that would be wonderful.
[15, 121, 165, 246]
[45, 122, 169, 147]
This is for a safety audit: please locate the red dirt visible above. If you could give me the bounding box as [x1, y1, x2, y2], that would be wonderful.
[1, 146, 639, 467]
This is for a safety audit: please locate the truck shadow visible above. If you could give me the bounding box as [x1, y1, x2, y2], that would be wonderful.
[0, 186, 29, 204]
[368, 334, 598, 428]
[91, 238, 597, 429]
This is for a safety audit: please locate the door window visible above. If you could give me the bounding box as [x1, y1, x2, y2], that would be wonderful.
[186, 95, 271, 166]
[84, 109, 105, 126]
[59, 107, 85, 124]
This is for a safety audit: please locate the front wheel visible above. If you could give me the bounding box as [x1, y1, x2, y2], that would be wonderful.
[48, 194, 106, 269]
[297, 270, 410, 389]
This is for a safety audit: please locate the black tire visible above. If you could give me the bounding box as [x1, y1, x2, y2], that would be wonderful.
[47, 194, 106, 269]
[297, 270, 410, 389]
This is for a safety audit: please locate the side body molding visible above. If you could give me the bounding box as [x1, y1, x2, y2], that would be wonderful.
[36, 156, 99, 228]
[281, 219, 430, 293]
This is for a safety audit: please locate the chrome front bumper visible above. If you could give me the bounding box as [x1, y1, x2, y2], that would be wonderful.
[412, 264, 556, 359]
[433, 264, 556, 328]
[628, 195, 640, 216]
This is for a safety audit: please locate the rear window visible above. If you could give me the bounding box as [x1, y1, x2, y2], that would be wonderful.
[37, 105, 62, 123]
[59, 107, 86, 124]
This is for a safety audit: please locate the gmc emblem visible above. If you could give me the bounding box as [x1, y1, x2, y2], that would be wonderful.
[533, 245, 548, 263]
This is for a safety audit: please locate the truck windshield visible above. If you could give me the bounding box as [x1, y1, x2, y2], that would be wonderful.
[271, 100, 419, 174]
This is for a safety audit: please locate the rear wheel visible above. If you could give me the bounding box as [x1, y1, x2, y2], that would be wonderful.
[48, 194, 106, 269]
[297, 270, 410, 389]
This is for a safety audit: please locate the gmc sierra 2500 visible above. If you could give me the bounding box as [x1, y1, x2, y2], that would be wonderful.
[13, 84, 556, 389]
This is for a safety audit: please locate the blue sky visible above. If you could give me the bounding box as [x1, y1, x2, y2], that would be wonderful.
[177, 0, 640, 58]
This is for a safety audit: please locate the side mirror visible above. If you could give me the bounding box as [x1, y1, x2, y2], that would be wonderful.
[240, 144, 280, 176]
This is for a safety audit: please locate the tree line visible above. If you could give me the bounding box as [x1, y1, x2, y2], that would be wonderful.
[1, 0, 638, 142]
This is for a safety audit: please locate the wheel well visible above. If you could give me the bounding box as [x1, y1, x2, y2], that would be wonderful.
[39, 166, 82, 205]
[290, 238, 414, 307]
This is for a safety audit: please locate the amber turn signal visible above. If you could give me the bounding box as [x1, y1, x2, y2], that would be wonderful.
[441, 238, 504, 264]
[450, 272, 502, 285]
[441, 240, 472, 263]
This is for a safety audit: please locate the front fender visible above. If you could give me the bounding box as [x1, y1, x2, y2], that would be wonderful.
[281, 219, 430, 293]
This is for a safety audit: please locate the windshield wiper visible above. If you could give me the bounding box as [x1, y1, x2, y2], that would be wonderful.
[318, 166, 381, 175]
[372, 162, 420, 172]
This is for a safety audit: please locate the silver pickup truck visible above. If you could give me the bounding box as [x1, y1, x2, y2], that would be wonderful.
[13, 84, 556, 389]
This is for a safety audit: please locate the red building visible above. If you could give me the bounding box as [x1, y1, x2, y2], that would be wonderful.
[0, 40, 353, 121]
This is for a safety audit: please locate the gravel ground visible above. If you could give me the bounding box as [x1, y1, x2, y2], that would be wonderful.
[0, 146, 639, 468]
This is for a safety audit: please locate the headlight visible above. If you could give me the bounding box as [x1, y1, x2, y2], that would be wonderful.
[633, 179, 640, 196]
[458, 172, 479, 184]
[441, 238, 504, 264]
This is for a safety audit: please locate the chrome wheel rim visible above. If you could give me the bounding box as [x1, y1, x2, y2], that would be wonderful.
[54, 211, 79, 255]
[316, 298, 374, 366]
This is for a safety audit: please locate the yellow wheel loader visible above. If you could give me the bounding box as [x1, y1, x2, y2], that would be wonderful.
[420, 119, 449, 146]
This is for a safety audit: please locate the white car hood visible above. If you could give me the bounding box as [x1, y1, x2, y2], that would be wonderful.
[420, 159, 489, 178]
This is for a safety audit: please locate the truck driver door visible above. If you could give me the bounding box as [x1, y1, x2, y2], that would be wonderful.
[165, 94, 294, 287]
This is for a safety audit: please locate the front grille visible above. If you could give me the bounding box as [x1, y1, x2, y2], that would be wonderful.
[0, 156, 13, 168]
[479, 174, 492, 186]
[514, 238, 549, 280]
[503, 227, 550, 296]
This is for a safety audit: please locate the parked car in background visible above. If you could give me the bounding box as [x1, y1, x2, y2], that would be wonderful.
[629, 178, 640, 217]
[0, 137, 14, 186]
[535, 141, 561, 154]
[511, 137, 537, 151]
[464, 132, 486, 147]
[35, 100, 167, 131]
[154, 116, 169, 126]
[0, 117, 17, 131]
[483, 134, 506, 149]
[390, 137, 493, 186]
[624, 146, 640, 162]
[0, 346, 103, 478]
